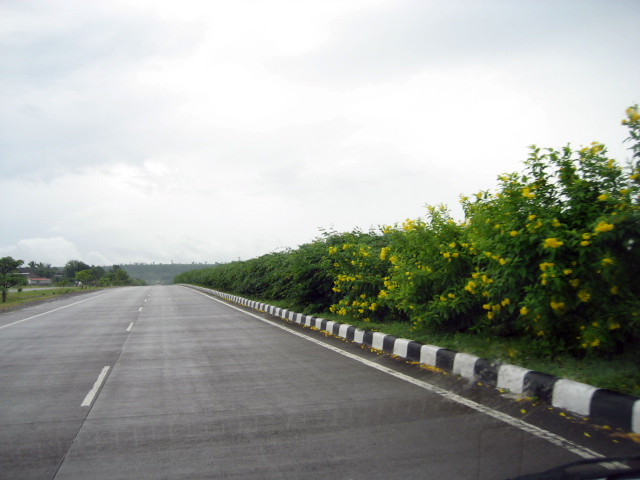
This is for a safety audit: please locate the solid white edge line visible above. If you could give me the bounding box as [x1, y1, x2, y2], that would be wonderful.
[81, 366, 110, 407]
[126, 322, 134, 332]
[186, 286, 603, 461]
[0, 291, 114, 331]
[139, 307, 142, 312]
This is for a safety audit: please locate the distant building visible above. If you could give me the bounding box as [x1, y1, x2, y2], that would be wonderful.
[27, 276, 52, 285]
[17, 270, 52, 285]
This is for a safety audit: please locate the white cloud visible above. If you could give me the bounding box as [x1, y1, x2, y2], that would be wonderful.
[0, 237, 82, 266]
[0, 0, 638, 266]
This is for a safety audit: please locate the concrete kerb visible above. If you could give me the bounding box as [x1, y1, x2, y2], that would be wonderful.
[185, 285, 640, 434]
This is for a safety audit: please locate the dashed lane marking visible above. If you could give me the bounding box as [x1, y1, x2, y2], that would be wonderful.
[81, 366, 110, 407]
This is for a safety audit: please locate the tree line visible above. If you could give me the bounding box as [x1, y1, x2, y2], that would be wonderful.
[0, 256, 146, 302]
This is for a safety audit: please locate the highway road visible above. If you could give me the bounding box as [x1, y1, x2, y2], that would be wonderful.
[0, 285, 637, 479]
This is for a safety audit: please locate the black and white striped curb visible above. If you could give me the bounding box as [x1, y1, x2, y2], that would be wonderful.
[186, 285, 640, 434]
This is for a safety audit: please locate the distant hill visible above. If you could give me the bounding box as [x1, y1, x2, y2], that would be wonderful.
[120, 263, 218, 285]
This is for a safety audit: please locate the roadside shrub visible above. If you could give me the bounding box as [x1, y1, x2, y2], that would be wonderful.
[177, 106, 640, 358]
[379, 206, 479, 333]
[454, 107, 640, 355]
[326, 229, 398, 323]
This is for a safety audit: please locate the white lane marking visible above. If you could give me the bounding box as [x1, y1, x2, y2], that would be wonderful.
[0, 291, 113, 331]
[126, 323, 134, 332]
[138, 307, 142, 312]
[81, 366, 110, 407]
[144, 299, 147, 302]
[188, 287, 603, 460]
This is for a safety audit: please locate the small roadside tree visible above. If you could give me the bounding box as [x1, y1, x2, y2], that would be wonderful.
[75, 270, 93, 289]
[0, 256, 28, 302]
[63, 260, 90, 282]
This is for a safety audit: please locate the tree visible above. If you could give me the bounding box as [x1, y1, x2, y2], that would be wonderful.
[63, 260, 90, 281]
[0, 257, 27, 302]
[75, 270, 93, 289]
[36, 262, 55, 280]
[112, 266, 131, 286]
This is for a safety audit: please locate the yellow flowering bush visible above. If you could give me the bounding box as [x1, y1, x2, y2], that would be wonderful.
[376, 205, 479, 333]
[326, 107, 640, 355]
[179, 107, 640, 358]
[325, 229, 400, 323]
[456, 108, 640, 354]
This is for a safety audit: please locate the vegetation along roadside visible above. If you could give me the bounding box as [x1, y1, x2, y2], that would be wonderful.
[175, 106, 640, 397]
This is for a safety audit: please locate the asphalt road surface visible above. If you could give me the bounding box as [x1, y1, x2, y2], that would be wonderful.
[0, 285, 637, 479]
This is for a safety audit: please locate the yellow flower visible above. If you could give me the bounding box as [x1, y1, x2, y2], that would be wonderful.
[520, 306, 529, 315]
[597, 194, 608, 201]
[552, 218, 561, 227]
[528, 214, 537, 221]
[580, 240, 590, 247]
[543, 237, 563, 248]
[602, 257, 614, 266]
[522, 187, 535, 199]
[449, 242, 456, 248]
[501, 298, 510, 306]
[510, 230, 519, 237]
[499, 258, 507, 265]
[563, 269, 572, 275]
[609, 323, 621, 330]
[537, 330, 545, 336]
[625, 106, 640, 122]
[592, 322, 599, 327]
[610, 286, 619, 295]
[582, 233, 591, 240]
[448, 293, 456, 299]
[550, 300, 565, 311]
[440, 296, 447, 302]
[594, 221, 614, 233]
[577, 290, 591, 302]
[483, 304, 491, 310]
[487, 311, 494, 319]
[590, 339, 601, 347]
[539, 262, 555, 271]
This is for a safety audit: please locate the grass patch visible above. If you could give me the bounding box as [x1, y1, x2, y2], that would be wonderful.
[206, 288, 640, 398]
[0, 287, 101, 311]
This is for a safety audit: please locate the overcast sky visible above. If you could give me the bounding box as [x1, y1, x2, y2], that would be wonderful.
[1, 0, 639, 267]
